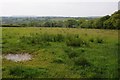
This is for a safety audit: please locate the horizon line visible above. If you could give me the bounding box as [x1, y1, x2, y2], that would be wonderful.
[0, 15, 103, 18]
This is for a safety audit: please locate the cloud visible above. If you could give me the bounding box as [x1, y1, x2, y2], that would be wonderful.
[1, 0, 119, 3]
[0, 1, 118, 16]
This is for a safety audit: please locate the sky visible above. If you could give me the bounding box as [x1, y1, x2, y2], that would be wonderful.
[0, 0, 119, 17]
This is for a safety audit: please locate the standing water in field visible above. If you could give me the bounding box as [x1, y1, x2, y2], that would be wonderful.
[4, 53, 32, 62]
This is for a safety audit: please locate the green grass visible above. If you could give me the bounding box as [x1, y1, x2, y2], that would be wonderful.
[2, 27, 119, 78]
[9, 66, 48, 78]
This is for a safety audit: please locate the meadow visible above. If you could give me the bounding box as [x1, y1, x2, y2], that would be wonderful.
[2, 27, 119, 78]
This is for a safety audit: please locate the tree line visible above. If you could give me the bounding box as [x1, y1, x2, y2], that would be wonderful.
[2, 10, 120, 29]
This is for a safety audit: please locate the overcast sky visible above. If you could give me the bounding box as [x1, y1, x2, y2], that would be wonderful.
[0, 0, 119, 17]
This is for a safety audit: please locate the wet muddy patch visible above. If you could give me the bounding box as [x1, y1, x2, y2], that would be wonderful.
[4, 53, 32, 62]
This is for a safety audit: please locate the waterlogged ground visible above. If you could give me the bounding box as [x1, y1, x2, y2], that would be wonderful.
[2, 27, 119, 78]
[4, 53, 32, 62]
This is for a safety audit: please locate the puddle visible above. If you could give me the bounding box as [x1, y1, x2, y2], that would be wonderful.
[4, 53, 32, 62]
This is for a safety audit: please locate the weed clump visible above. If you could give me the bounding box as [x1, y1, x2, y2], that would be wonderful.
[96, 38, 104, 43]
[20, 33, 65, 44]
[89, 38, 94, 43]
[53, 34, 65, 42]
[53, 58, 64, 64]
[89, 37, 104, 44]
[68, 51, 78, 58]
[74, 57, 91, 67]
[66, 38, 88, 47]
[64, 48, 79, 58]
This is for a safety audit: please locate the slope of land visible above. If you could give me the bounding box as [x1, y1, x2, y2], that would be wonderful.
[2, 27, 119, 78]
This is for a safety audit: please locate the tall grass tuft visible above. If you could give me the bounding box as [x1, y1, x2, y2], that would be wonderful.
[74, 56, 91, 67]
[96, 38, 104, 43]
[20, 33, 65, 44]
[66, 38, 88, 47]
[53, 58, 65, 64]
[9, 66, 48, 78]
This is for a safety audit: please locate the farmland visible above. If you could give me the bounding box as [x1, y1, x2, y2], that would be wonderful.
[2, 27, 119, 78]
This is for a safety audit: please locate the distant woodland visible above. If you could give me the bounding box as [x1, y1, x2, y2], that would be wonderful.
[1, 10, 120, 29]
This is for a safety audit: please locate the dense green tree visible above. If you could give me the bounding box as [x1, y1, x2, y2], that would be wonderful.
[80, 20, 93, 28]
[77, 19, 86, 28]
[93, 15, 110, 29]
[65, 19, 78, 28]
[43, 21, 53, 27]
[103, 10, 120, 29]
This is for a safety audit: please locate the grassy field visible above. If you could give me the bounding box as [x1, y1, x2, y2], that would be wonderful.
[2, 27, 119, 78]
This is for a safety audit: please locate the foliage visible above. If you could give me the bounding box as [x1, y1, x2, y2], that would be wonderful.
[65, 19, 78, 28]
[2, 10, 120, 29]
